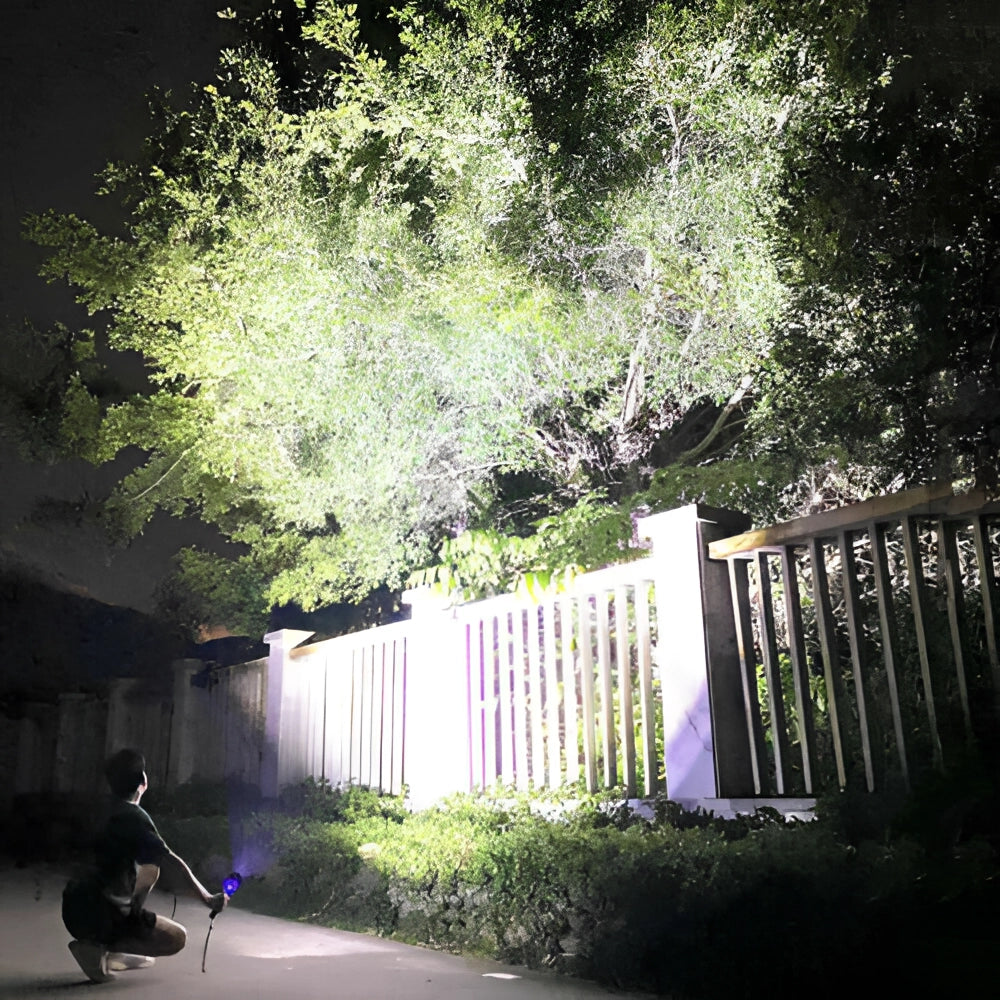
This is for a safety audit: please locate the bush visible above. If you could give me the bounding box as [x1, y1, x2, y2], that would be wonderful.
[161, 778, 1000, 999]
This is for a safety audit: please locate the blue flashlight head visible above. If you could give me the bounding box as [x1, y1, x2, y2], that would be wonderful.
[222, 872, 242, 897]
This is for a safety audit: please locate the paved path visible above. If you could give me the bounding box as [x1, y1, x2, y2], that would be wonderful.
[0, 865, 647, 1000]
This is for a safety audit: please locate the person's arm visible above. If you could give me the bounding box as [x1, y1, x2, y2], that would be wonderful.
[131, 863, 161, 915]
[157, 850, 227, 913]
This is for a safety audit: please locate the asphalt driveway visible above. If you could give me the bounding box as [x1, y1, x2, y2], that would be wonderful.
[0, 864, 647, 1000]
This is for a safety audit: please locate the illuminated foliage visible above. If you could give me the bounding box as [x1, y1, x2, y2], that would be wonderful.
[33, 2, 998, 629]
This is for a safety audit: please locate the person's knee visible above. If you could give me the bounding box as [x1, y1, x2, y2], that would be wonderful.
[147, 918, 186, 956]
[163, 924, 186, 956]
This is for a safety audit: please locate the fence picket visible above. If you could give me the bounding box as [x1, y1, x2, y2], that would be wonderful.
[561, 597, 579, 785]
[635, 584, 657, 796]
[869, 521, 910, 789]
[526, 605, 545, 788]
[901, 517, 944, 771]
[485, 616, 499, 790]
[512, 609, 530, 791]
[839, 529, 876, 792]
[615, 586, 637, 797]
[939, 520, 974, 742]
[755, 552, 791, 794]
[543, 601, 561, 788]
[808, 537, 849, 789]
[727, 557, 767, 795]
[973, 516, 1000, 693]
[780, 545, 817, 795]
[578, 596, 598, 793]
[596, 593, 616, 787]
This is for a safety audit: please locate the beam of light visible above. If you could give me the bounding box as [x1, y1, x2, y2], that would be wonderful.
[233, 932, 392, 960]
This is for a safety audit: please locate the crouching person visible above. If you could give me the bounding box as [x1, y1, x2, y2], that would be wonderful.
[62, 748, 227, 982]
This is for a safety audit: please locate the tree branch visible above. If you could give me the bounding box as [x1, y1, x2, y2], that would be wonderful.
[674, 374, 754, 465]
[128, 447, 193, 503]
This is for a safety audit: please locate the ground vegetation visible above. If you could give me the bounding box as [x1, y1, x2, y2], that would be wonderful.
[144, 773, 1000, 1000]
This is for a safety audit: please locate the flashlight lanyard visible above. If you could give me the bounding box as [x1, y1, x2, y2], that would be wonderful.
[201, 913, 218, 974]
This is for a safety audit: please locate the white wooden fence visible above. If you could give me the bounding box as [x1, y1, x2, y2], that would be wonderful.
[11, 482, 998, 815]
[212, 503, 755, 809]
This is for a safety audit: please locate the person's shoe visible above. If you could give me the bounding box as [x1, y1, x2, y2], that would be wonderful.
[107, 953, 156, 971]
[68, 940, 116, 983]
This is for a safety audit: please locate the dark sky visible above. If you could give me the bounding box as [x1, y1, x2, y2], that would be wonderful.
[1, 0, 240, 614]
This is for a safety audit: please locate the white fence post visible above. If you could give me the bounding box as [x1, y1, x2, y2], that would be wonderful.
[261, 629, 315, 798]
[401, 589, 471, 809]
[638, 504, 752, 803]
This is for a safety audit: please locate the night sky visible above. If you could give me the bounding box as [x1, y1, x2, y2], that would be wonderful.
[1, 1, 239, 616]
[1, 3, 255, 693]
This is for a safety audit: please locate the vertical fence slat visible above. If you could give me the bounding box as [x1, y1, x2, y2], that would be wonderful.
[728, 558, 768, 795]
[615, 585, 637, 797]
[351, 647, 364, 785]
[512, 609, 530, 791]
[484, 617, 499, 789]
[596, 592, 616, 788]
[808, 537, 849, 789]
[311, 657, 326, 781]
[379, 641, 394, 791]
[499, 613, 515, 788]
[393, 638, 407, 795]
[355, 647, 367, 787]
[526, 606, 545, 787]
[372, 642, 387, 789]
[780, 545, 817, 795]
[756, 552, 791, 794]
[940, 520, 974, 742]
[543, 601, 561, 788]
[870, 521, 910, 788]
[319, 658, 330, 784]
[340, 651, 355, 786]
[578, 596, 598, 793]
[902, 516, 944, 771]
[559, 599, 579, 785]
[839, 530, 876, 792]
[973, 516, 1000, 696]
[323, 655, 339, 786]
[635, 582, 657, 796]
[502, 612, 517, 788]
[468, 622, 485, 791]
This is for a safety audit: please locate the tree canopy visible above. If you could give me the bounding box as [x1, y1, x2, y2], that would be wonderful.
[22, 0, 1000, 633]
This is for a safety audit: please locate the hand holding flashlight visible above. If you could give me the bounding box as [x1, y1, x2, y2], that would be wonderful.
[208, 873, 241, 918]
[202, 872, 242, 972]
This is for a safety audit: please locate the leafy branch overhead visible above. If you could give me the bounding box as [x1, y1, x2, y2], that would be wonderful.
[23, 1, 1000, 631]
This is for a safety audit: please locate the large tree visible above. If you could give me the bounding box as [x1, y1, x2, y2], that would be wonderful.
[34, 0, 990, 630]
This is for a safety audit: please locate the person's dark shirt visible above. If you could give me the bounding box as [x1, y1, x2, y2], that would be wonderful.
[91, 799, 169, 909]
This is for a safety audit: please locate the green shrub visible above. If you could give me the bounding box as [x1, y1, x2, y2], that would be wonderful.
[240, 812, 363, 918]
[158, 777, 999, 999]
[276, 776, 406, 825]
